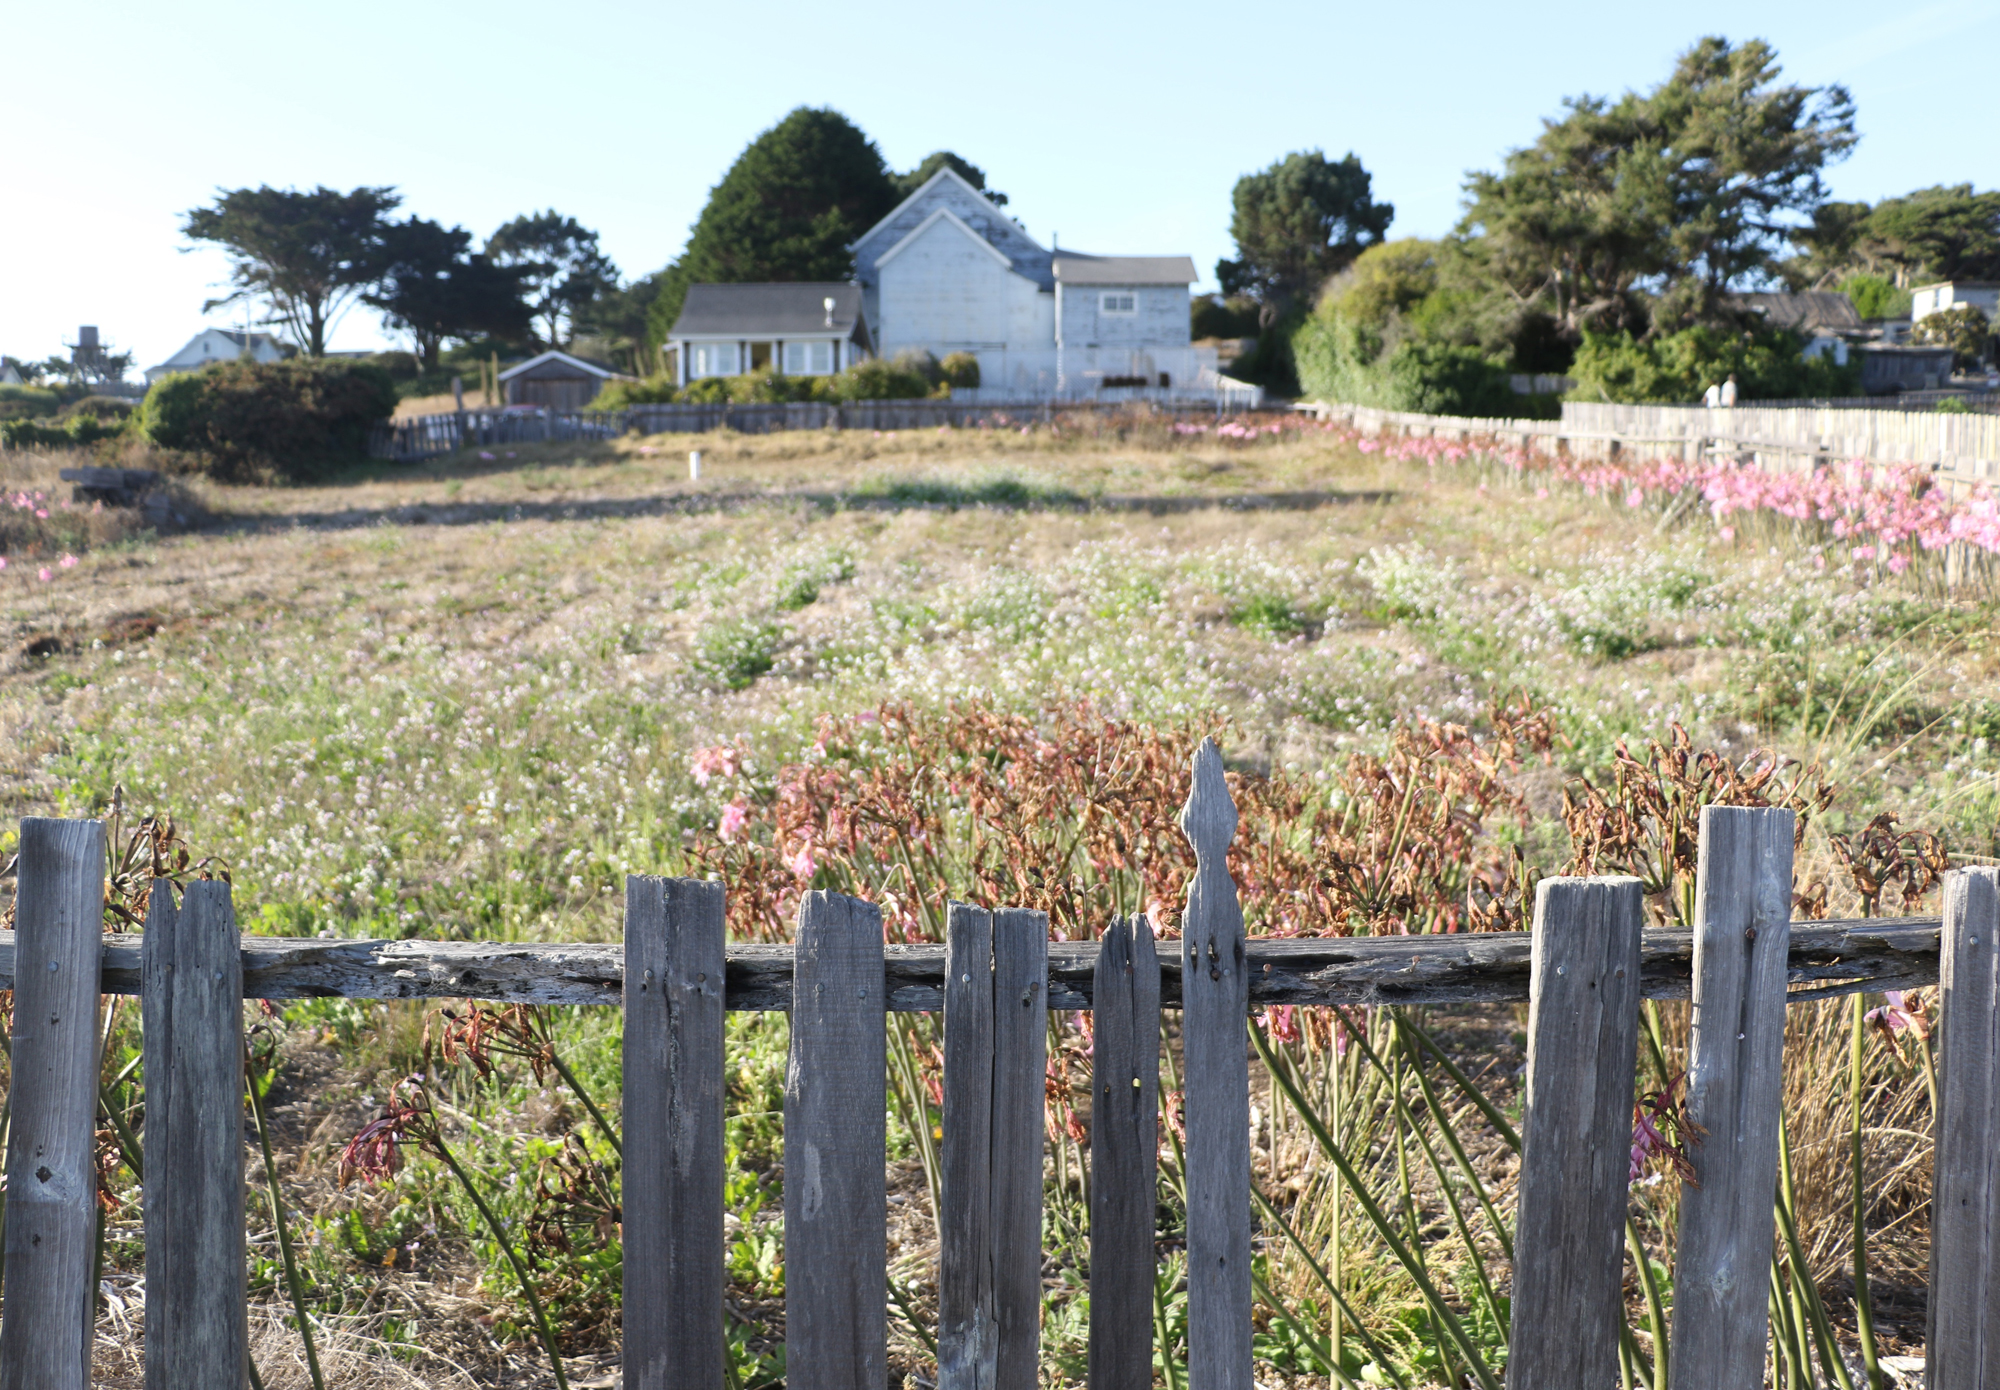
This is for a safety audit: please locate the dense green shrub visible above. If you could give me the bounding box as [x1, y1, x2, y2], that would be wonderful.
[1839, 274, 1912, 321]
[592, 375, 679, 410]
[1567, 326, 1864, 403]
[0, 384, 61, 421]
[681, 377, 731, 404]
[812, 358, 934, 401]
[364, 351, 421, 381]
[1911, 304, 1994, 369]
[1190, 295, 1261, 340]
[0, 404, 130, 450]
[940, 352, 981, 389]
[1292, 312, 1518, 416]
[139, 358, 397, 481]
[727, 368, 811, 403]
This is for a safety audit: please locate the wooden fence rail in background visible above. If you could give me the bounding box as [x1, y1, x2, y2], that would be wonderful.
[2, 753, 1997, 1389]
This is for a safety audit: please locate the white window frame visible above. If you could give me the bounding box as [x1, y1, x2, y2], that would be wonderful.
[1100, 291, 1138, 315]
[691, 342, 739, 378]
[783, 340, 836, 376]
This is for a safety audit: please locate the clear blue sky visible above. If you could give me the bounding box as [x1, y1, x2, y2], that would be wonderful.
[5, 0, 1996, 372]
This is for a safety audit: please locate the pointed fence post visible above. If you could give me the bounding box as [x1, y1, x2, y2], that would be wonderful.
[622, 876, 726, 1390]
[1089, 915, 1159, 1390]
[1178, 739, 1252, 1390]
[1927, 867, 2000, 1389]
[0, 819, 105, 1390]
[785, 891, 887, 1390]
[1506, 876, 1643, 1390]
[1669, 806, 1794, 1390]
[142, 879, 248, 1390]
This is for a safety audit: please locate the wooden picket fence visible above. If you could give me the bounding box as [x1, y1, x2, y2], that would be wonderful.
[1, 741, 1997, 1389]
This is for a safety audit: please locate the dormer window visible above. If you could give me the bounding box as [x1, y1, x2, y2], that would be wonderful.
[1101, 292, 1136, 314]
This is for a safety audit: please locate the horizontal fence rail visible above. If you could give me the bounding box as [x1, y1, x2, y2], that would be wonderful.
[0, 914, 1942, 1008]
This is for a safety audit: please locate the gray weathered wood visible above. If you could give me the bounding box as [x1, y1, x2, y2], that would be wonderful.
[938, 902, 1049, 1390]
[143, 880, 249, 1390]
[1669, 806, 1795, 1390]
[1089, 914, 1160, 1390]
[989, 908, 1047, 1390]
[1506, 876, 1643, 1390]
[785, 892, 886, 1390]
[0, 818, 106, 1390]
[0, 915, 1944, 1010]
[1177, 739, 1252, 1390]
[1926, 867, 2000, 1390]
[940, 903, 997, 1390]
[622, 877, 726, 1390]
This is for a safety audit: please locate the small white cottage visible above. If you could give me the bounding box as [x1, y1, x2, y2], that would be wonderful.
[144, 328, 289, 384]
[665, 284, 871, 385]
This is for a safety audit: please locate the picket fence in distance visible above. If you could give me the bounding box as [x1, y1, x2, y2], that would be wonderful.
[1, 739, 1996, 1390]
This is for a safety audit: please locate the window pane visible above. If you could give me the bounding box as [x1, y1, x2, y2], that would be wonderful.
[812, 341, 832, 374]
[784, 343, 805, 374]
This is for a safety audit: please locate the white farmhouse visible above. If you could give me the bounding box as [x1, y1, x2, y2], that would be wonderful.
[144, 328, 289, 384]
[849, 167, 1212, 395]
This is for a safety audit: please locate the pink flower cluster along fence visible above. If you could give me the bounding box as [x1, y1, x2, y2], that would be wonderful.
[4, 744, 2000, 1390]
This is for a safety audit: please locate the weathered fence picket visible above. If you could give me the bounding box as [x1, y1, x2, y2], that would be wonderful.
[785, 891, 888, 1390]
[1927, 867, 2000, 1390]
[0, 818, 105, 1390]
[1506, 876, 1644, 1390]
[939, 905, 1047, 1390]
[2, 752, 1994, 1384]
[622, 876, 726, 1390]
[1177, 739, 1253, 1390]
[1670, 806, 1796, 1390]
[1088, 915, 1160, 1390]
[142, 880, 248, 1389]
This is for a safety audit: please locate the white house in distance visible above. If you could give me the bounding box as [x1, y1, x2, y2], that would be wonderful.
[1912, 282, 1999, 324]
[144, 328, 288, 384]
[665, 284, 871, 385]
[849, 167, 1211, 395]
[662, 169, 1218, 397]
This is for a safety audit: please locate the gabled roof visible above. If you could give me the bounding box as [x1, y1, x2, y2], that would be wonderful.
[1052, 255, 1198, 286]
[497, 349, 629, 383]
[871, 208, 1016, 272]
[849, 165, 1007, 254]
[667, 283, 868, 338]
[1729, 291, 1862, 334]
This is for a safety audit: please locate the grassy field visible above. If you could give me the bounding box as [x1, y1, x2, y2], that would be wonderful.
[1, 418, 1993, 1386]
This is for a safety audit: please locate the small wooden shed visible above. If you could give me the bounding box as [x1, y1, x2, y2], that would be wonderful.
[498, 350, 634, 411]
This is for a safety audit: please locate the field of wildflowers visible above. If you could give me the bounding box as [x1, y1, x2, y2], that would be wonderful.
[0, 416, 1995, 1386]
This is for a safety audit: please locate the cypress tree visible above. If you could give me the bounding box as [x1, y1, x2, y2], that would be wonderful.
[648, 108, 898, 344]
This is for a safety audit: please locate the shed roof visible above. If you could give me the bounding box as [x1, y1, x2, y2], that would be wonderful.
[1730, 291, 1862, 333]
[497, 349, 631, 384]
[1052, 255, 1198, 286]
[669, 283, 867, 338]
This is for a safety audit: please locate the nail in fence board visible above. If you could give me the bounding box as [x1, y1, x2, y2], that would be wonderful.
[1506, 877, 1643, 1390]
[785, 892, 887, 1390]
[939, 905, 1048, 1390]
[1927, 867, 2000, 1390]
[1089, 915, 1160, 1390]
[1177, 739, 1252, 1390]
[1669, 806, 1795, 1390]
[143, 880, 249, 1390]
[623, 877, 726, 1390]
[0, 818, 105, 1390]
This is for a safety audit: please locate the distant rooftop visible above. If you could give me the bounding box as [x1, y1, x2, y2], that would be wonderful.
[670, 283, 866, 338]
[1051, 255, 1198, 286]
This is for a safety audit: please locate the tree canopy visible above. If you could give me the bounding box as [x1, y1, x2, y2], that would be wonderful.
[369, 219, 533, 370]
[183, 185, 402, 356]
[1216, 151, 1393, 320]
[647, 108, 900, 345]
[893, 151, 1006, 206]
[1863, 185, 2000, 283]
[487, 212, 619, 348]
[1457, 37, 1855, 337]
